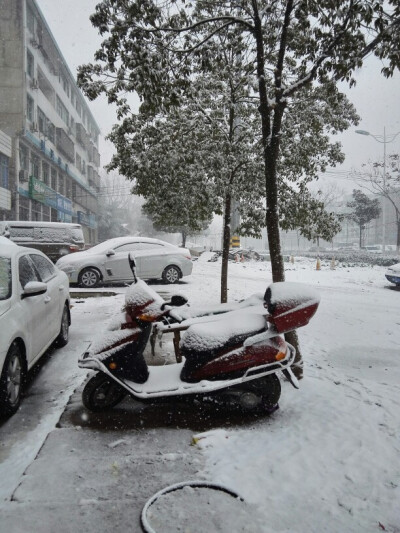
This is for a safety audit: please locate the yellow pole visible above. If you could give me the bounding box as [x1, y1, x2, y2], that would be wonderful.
[316, 257, 321, 271]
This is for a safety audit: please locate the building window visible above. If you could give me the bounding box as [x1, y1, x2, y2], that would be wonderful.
[38, 107, 46, 135]
[42, 163, 49, 185]
[0, 154, 9, 189]
[19, 145, 28, 170]
[27, 49, 34, 78]
[31, 155, 39, 178]
[42, 206, 50, 222]
[58, 174, 64, 195]
[27, 5, 35, 34]
[19, 196, 30, 220]
[56, 95, 69, 126]
[47, 121, 55, 144]
[32, 200, 42, 221]
[75, 99, 82, 118]
[27, 94, 34, 122]
[51, 168, 57, 190]
[66, 177, 72, 199]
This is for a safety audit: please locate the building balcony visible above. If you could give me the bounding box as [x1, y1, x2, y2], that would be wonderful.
[56, 128, 74, 163]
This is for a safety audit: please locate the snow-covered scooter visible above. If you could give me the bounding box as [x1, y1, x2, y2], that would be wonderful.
[79, 255, 320, 414]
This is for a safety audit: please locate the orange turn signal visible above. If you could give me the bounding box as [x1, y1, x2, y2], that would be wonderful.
[275, 351, 286, 361]
[137, 314, 154, 321]
[109, 362, 118, 370]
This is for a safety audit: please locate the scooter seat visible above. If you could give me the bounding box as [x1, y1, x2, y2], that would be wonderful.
[180, 307, 266, 381]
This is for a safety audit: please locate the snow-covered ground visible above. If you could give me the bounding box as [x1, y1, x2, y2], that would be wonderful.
[0, 252, 399, 532]
[189, 254, 400, 533]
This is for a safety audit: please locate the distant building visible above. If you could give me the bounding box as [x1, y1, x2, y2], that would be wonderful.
[0, 0, 100, 245]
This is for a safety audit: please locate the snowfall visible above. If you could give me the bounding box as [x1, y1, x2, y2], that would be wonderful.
[1, 251, 399, 532]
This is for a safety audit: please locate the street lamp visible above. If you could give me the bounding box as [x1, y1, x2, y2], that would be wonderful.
[355, 128, 400, 252]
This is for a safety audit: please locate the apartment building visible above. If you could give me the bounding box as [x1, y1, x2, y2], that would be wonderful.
[0, 0, 100, 245]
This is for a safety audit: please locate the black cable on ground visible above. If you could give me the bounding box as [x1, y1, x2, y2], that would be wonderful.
[140, 480, 244, 533]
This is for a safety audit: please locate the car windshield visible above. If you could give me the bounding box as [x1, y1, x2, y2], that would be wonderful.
[0, 257, 11, 300]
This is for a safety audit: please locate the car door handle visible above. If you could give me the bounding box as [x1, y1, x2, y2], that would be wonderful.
[44, 296, 51, 303]
[59, 285, 64, 290]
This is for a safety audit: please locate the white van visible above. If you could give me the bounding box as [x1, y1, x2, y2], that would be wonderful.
[0, 221, 85, 262]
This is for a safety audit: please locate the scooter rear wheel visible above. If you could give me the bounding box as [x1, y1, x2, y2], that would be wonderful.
[82, 373, 127, 412]
[223, 374, 281, 413]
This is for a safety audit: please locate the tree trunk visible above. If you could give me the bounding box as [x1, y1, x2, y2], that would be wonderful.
[253, 0, 303, 378]
[181, 231, 187, 248]
[221, 192, 232, 303]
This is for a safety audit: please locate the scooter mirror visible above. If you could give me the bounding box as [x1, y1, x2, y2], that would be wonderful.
[170, 295, 188, 307]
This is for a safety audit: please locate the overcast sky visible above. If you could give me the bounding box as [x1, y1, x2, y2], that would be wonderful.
[36, 0, 400, 191]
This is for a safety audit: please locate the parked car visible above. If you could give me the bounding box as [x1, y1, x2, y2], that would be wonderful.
[56, 236, 193, 287]
[308, 246, 326, 252]
[0, 221, 85, 262]
[361, 245, 383, 254]
[0, 239, 70, 417]
[385, 263, 400, 286]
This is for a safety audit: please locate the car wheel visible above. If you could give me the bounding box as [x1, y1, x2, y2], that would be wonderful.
[162, 265, 181, 284]
[79, 267, 100, 288]
[56, 305, 70, 347]
[0, 343, 24, 418]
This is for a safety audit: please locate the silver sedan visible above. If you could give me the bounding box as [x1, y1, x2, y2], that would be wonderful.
[56, 236, 193, 288]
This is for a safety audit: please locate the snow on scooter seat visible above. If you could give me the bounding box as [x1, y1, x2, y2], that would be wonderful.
[181, 306, 267, 353]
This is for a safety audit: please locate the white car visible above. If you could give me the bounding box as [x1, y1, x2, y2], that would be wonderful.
[0, 239, 70, 417]
[56, 236, 193, 288]
[385, 263, 400, 286]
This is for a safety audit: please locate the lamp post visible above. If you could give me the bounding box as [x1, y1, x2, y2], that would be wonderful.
[355, 128, 400, 252]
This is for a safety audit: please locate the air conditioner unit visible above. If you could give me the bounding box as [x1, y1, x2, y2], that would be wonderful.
[30, 121, 38, 132]
[19, 169, 29, 182]
[30, 79, 39, 90]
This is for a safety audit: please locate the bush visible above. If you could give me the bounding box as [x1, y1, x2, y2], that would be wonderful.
[305, 251, 399, 267]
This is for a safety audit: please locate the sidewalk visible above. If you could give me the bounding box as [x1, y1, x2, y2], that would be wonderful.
[1, 384, 205, 533]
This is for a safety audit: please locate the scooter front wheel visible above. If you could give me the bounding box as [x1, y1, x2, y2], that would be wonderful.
[82, 373, 127, 412]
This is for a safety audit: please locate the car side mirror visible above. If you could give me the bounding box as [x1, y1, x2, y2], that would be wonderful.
[106, 249, 115, 257]
[21, 281, 47, 299]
